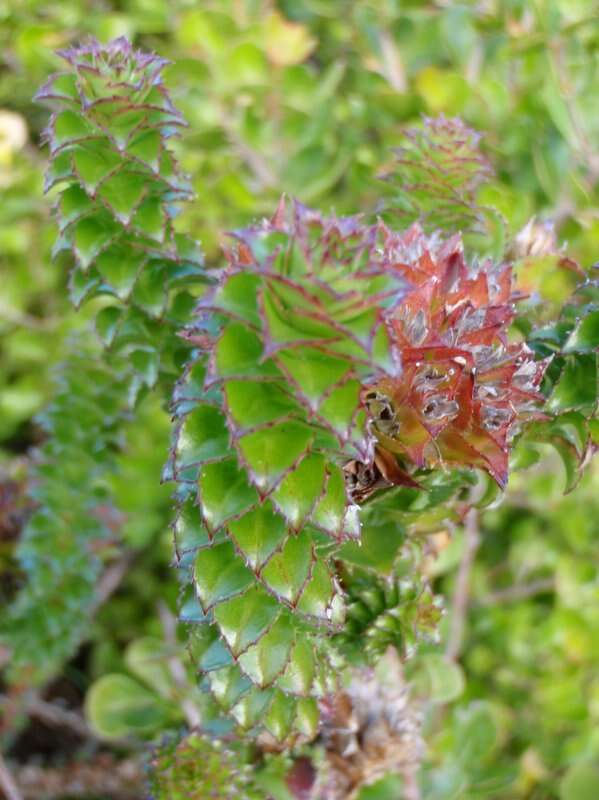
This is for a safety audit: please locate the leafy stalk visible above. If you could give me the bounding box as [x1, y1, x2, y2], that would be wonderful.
[3, 37, 205, 685]
[169, 200, 409, 738]
[35, 36, 205, 401]
[3, 351, 131, 683]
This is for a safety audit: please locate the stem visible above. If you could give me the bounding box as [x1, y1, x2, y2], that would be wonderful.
[25, 697, 90, 739]
[477, 577, 554, 606]
[0, 754, 23, 800]
[89, 552, 136, 616]
[445, 508, 480, 662]
[402, 765, 422, 800]
[0, 692, 136, 750]
[219, 108, 277, 189]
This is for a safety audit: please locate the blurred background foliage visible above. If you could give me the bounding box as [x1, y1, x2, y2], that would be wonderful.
[0, 1, 598, 798]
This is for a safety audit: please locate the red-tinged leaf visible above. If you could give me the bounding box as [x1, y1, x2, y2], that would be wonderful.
[362, 226, 547, 486]
[286, 757, 317, 799]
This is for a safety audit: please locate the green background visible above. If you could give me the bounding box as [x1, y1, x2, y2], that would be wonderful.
[1, 1, 598, 798]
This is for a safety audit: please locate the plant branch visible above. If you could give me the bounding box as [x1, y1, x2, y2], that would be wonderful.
[25, 697, 91, 739]
[89, 551, 137, 616]
[402, 761, 422, 800]
[0, 753, 23, 800]
[218, 108, 277, 188]
[477, 578, 554, 607]
[1, 692, 90, 744]
[445, 509, 481, 662]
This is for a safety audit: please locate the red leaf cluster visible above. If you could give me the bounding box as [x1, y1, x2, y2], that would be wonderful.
[368, 224, 548, 487]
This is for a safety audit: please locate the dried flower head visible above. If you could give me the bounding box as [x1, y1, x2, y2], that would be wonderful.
[317, 649, 424, 799]
[511, 217, 558, 260]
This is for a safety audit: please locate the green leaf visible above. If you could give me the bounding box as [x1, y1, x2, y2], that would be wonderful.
[95, 244, 147, 299]
[213, 588, 280, 657]
[272, 453, 327, 530]
[37, 72, 78, 103]
[107, 108, 149, 149]
[339, 514, 405, 574]
[224, 380, 300, 428]
[560, 763, 599, 800]
[237, 616, 295, 687]
[277, 639, 317, 695]
[176, 405, 229, 470]
[194, 541, 254, 609]
[73, 216, 119, 269]
[198, 458, 258, 531]
[175, 499, 210, 562]
[59, 184, 94, 228]
[179, 586, 209, 624]
[207, 272, 261, 327]
[128, 129, 162, 169]
[131, 261, 169, 316]
[310, 465, 352, 538]
[131, 348, 159, 388]
[260, 535, 313, 604]
[206, 665, 252, 710]
[237, 422, 313, 494]
[295, 560, 337, 621]
[131, 197, 166, 241]
[95, 306, 123, 346]
[318, 379, 362, 438]
[98, 171, 148, 224]
[52, 110, 95, 147]
[564, 310, 599, 353]
[414, 654, 465, 704]
[262, 289, 338, 349]
[294, 696, 320, 738]
[125, 637, 173, 697]
[549, 437, 583, 493]
[214, 323, 279, 379]
[188, 626, 232, 672]
[227, 504, 288, 571]
[264, 689, 296, 739]
[72, 143, 122, 191]
[358, 775, 405, 800]
[455, 702, 498, 765]
[86, 674, 172, 738]
[230, 687, 273, 728]
[548, 354, 597, 412]
[276, 348, 351, 408]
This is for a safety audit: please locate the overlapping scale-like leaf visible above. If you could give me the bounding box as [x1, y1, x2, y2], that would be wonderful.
[36, 37, 205, 400]
[169, 201, 409, 735]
